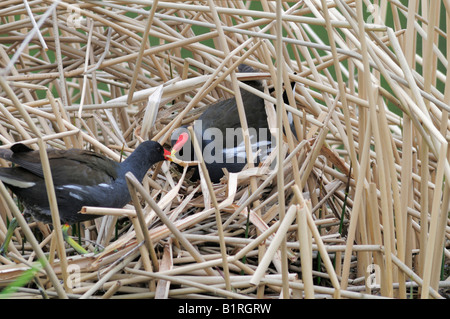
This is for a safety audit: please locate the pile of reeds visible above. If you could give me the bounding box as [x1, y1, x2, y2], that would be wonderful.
[0, 0, 449, 299]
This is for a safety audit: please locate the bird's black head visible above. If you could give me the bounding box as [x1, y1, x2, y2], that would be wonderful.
[137, 140, 166, 164]
[118, 141, 167, 181]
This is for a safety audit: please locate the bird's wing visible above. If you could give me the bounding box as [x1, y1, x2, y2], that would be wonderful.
[0, 167, 39, 188]
[0, 144, 119, 186]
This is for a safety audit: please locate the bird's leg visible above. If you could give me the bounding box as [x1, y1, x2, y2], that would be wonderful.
[1, 220, 89, 255]
[0, 217, 18, 255]
[62, 224, 88, 254]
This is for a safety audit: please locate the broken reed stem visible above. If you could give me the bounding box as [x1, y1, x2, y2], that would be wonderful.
[0, 181, 67, 299]
[273, 0, 290, 300]
[125, 172, 216, 277]
[125, 268, 253, 299]
[127, 0, 159, 106]
[297, 201, 314, 299]
[292, 184, 341, 298]
[421, 143, 448, 298]
[81, 207, 136, 217]
[187, 124, 231, 290]
[340, 106, 373, 290]
[23, 0, 47, 51]
[126, 177, 159, 272]
[250, 205, 297, 286]
[151, 219, 282, 278]
[390, 252, 443, 299]
[80, 246, 141, 299]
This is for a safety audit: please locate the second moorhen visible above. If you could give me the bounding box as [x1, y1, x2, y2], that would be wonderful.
[172, 64, 295, 182]
[0, 141, 174, 225]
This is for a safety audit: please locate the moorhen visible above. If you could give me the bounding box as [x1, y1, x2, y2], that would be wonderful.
[172, 64, 295, 182]
[0, 140, 176, 225]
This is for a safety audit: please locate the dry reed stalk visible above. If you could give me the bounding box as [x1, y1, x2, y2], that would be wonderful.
[0, 181, 66, 298]
[125, 172, 216, 276]
[126, 0, 159, 106]
[125, 268, 253, 299]
[250, 205, 297, 286]
[127, 179, 159, 272]
[297, 200, 314, 299]
[187, 123, 231, 290]
[154, 239, 172, 299]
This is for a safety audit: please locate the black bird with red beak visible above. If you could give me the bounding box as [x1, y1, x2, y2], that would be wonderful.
[0, 138, 186, 225]
[171, 64, 296, 183]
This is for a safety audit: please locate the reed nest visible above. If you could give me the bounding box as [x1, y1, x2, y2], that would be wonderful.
[0, 0, 449, 300]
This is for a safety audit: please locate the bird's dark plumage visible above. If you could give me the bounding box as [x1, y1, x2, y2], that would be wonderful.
[172, 64, 295, 182]
[0, 141, 166, 224]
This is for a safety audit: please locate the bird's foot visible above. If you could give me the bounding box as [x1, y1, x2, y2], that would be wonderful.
[62, 224, 88, 255]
